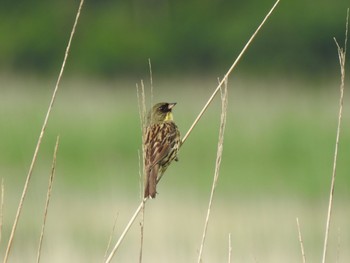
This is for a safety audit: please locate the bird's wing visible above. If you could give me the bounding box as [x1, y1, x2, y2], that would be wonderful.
[146, 123, 177, 169]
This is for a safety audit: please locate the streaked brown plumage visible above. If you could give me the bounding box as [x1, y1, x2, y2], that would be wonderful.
[144, 102, 181, 198]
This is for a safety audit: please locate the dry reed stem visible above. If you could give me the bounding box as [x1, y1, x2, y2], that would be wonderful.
[137, 81, 147, 135]
[228, 233, 232, 263]
[137, 80, 148, 195]
[105, 199, 147, 263]
[36, 136, 60, 263]
[2, 1, 84, 262]
[137, 150, 145, 263]
[138, 150, 146, 263]
[137, 150, 143, 200]
[321, 9, 348, 263]
[138, 201, 145, 263]
[104, 212, 119, 260]
[181, 0, 280, 146]
[104, 3, 280, 260]
[296, 217, 306, 263]
[136, 82, 147, 198]
[137, 60, 155, 262]
[197, 79, 228, 263]
[136, 146, 146, 263]
[104, 84, 149, 263]
[0, 178, 4, 245]
[148, 58, 154, 107]
[137, 79, 148, 263]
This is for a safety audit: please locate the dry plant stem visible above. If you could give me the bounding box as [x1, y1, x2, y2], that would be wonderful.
[138, 202, 145, 263]
[104, 85, 148, 263]
[197, 81, 228, 263]
[2, 2, 84, 262]
[137, 81, 147, 263]
[296, 218, 306, 263]
[104, 212, 119, 259]
[136, 82, 147, 137]
[0, 178, 4, 245]
[137, 60, 155, 263]
[228, 233, 232, 263]
[136, 82, 147, 197]
[137, 151, 145, 263]
[181, 0, 280, 146]
[148, 58, 154, 107]
[105, 198, 148, 263]
[138, 151, 145, 263]
[137, 150, 143, 199]
[36, 136, 60, 263]
[322, 10, 348, 263]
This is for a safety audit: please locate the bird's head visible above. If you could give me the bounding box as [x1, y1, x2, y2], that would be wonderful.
[148, 102, 177, 124]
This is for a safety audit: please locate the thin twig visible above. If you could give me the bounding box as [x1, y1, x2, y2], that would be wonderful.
[197, 79, 228, 263]
[2, 1, 84, 262]
[148, 58, 154, 107]
[137, 151, 146, 263]
[104, 212, 119, 260]
[137, 81, 147, 135]
[138, 156, 146, 263]
[322, 9, 348, 263]
[105, 198, 148, 263]
[138, 201, 145, 263]
[36, 136, 60, 263]
[137, 80, 147, 179]
[180, 0, 280, 146]
[136, 83, 147, 198]
[228, 233, 232, 263]
[296, 217, 306, 263]
[137, 80, 147, 263]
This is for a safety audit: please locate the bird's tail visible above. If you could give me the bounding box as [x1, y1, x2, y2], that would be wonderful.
[144, 165, 158, 198]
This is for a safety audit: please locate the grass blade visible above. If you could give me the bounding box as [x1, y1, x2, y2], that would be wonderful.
[36, 136, 60, 263]
[321, 9, 348, 263]
[2, 1, 84, 262]
[296, 217, 306, 263]
[197, 80, 228, 263]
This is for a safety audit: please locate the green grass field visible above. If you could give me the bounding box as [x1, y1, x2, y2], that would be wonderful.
[0, 75, 349, 262]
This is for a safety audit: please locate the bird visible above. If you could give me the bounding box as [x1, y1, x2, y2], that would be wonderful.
[144, 102, 181, 199]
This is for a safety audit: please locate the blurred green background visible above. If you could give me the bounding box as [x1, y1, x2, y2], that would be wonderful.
[1, 0, 350, 262]
[0, 0, 349, 76]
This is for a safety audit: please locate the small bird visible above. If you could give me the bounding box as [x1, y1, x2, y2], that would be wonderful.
[144, 102, 181, 198]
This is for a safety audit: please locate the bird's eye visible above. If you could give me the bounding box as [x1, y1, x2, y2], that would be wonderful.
[159, 104, 168, 112]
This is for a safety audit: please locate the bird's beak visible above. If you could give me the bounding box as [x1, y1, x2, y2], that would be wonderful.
[168, 103, 177, 110]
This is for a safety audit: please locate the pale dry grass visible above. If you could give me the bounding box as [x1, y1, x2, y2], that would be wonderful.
[197, 79, 228, 262]
[228, 233, 232, 263]
[2, 1, 84, 262]
[36, 136, 60, 263]
[296, 217, 306, 263]
[5, 195, 346, 263]
[322, 9, 348, 263]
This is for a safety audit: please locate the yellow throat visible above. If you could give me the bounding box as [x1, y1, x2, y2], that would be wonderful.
[164, 112, 173, 121]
